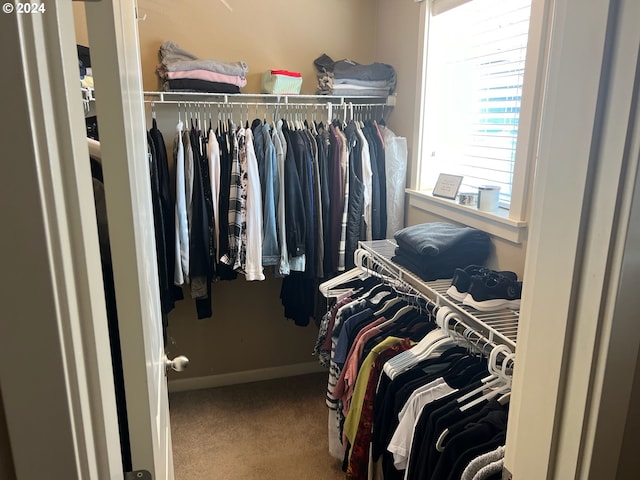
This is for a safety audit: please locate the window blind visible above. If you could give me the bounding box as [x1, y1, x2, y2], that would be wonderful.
[423, 0, 532, 207]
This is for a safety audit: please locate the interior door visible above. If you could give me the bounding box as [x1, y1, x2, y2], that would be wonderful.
[82, 1, 174, 477]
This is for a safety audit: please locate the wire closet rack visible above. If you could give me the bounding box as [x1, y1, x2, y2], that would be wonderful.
[357, 239, 519, 351]
[143, 91, 396, 124]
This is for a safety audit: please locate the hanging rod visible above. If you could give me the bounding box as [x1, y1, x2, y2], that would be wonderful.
[142, 100, 387, 109]
[143, 91, 396, 106]
[144, 92, 392, 124]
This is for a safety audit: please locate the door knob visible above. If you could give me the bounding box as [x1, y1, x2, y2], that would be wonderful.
[165, 355, 189, 372]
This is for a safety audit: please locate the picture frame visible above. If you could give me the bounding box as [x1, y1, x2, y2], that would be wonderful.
[433, 174, 464, 200]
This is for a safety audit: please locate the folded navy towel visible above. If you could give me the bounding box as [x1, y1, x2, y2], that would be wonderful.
[392, 246, 491, 281]
[394, 222, 490, 257]
[391, 252, 454, 281]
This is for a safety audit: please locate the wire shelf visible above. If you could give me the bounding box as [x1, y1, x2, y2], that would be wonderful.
[358, 239, 519, 350]
[143, 91, 396, 106]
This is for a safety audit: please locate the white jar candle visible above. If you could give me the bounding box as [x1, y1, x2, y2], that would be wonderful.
[477, 185, 500, 211]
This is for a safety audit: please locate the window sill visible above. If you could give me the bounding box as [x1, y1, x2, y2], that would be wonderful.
[406, 189, 528, 244]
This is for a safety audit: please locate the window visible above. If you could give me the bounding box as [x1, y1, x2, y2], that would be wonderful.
[419, 0, 533, 210]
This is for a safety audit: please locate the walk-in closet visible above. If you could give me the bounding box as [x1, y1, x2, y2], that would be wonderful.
[3, 1, 640, 480]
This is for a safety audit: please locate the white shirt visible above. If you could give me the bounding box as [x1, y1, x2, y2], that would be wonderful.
[387, 379, 456, 471]
[243, 129, 265, 281]
[173, 121, 189, 285]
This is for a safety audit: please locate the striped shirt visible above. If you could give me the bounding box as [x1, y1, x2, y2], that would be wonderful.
[336, 127, 349, 271]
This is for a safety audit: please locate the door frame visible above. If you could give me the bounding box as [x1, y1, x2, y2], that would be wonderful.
[83, 0, 174, 476]
[0, 1, 123, 478]
[504, 0, 640, 477]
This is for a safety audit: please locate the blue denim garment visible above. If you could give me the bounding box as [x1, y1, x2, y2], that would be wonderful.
[272, 125, 290, 275]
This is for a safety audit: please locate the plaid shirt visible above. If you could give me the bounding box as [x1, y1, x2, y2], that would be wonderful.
[234, 129, 249, 272]
[221, 128, 243, 268]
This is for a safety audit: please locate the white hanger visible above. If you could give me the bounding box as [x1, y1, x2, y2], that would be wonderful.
[454, 345, 510, 403]
[317, 248, 375, 297]
[373, 297, 405, 317]
[375, 304, 417, 332]
[459, 375, 511, 412]
[382, 306, 455, 378]
[457, 346, 513, 411]
[382, 308, 460, 379]
[383, 329, 450, 379]
[355, 249, 401, 286]
[319, 267, 367, 297]
[298, 107, 305, 131]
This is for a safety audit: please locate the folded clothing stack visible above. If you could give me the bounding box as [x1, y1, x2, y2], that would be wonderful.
[314, 53, 396, 96]
[391, 222, 491, 281]
[157, 40, 248, 94]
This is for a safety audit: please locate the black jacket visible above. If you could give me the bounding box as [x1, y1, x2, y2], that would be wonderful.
[282, 126, 306, 258]
[345, 122, 364, 269]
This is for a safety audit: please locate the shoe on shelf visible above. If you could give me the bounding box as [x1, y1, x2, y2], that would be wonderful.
[446, 266, 488, 301]
[446, 266, 517, 303]
[462, 272, 522, 312]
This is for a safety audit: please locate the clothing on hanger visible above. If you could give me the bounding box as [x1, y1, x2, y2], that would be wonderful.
[148, 102, 390, 323]
[313, 258, 513, 480]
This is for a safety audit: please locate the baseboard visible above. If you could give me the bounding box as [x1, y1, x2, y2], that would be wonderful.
[168, 361, 326, 393]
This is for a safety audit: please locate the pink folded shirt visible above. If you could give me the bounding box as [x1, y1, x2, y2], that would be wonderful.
[166, 69, 247, 87]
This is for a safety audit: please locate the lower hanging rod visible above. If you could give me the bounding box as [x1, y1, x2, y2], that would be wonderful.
[144, 90, 394, 105]
[142, 99, 387, 109]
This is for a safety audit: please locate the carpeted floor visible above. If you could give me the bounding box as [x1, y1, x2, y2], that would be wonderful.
[169, 372, 345, 480]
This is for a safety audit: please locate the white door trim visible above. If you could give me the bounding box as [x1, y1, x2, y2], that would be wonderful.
[505, 0, 640, 477]
[0, 2, 123, 479]
[84, 0, 174, 477]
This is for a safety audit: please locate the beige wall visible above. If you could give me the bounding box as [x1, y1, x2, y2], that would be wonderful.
[166, 278, 321, 380]
[375, 0, 422, 146]
[73, 3, 89, 47]
[136, 0, 377, 93]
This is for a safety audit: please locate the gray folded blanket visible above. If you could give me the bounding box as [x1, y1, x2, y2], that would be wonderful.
[333, 60, 396, 83]
[313, 53, 397, 94]
[333, 78, 394, 88]
[331, 86, 392, 97]
[159, 40, 248, 77]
